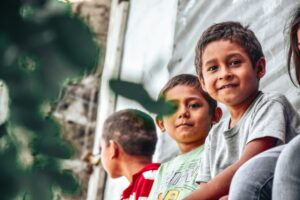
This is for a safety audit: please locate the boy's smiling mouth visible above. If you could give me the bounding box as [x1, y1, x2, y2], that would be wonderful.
[219, 84, 238, 90]
[176, 122, 194, 128]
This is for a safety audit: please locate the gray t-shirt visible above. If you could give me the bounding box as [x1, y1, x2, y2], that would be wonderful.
[196, 92, 300, 183]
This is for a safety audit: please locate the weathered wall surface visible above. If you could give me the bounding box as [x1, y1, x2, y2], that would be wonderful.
[54, 1, 111, 200]
[102, 0, 300, 199]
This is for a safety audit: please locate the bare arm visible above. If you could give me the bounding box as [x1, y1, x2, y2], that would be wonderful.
[185, 137, 277, 200]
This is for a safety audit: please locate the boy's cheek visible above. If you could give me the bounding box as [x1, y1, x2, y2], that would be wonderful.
[199, 78, 208, 92]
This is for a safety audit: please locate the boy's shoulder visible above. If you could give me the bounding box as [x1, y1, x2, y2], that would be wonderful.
[130, 163, 161, 183]
[138, 163, 161, 180]
[252, 91, 293, 112]
[206, 92, 293, 139]
[122, 163, 160, 200]
[257, 91, 288, 102]
[239, 91, 296, 126]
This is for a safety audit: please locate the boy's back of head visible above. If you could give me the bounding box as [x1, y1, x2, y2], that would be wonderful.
[102, 109, 160, 200]
[102, 109, 157, 157]
[195, 21, 264, 75]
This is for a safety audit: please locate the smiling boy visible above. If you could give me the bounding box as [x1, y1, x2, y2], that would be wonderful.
[185, 21, 300, 199]
[148, 74, 221, 200]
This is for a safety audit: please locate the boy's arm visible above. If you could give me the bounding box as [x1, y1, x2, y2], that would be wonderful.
[185, 137, 276, 200]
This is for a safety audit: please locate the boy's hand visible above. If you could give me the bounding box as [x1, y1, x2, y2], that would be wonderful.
[81, 150, 101, 174]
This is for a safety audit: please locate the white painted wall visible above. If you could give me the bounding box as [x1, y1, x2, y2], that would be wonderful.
[101, 0, 179, 199]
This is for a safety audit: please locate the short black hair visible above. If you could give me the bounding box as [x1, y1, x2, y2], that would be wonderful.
[158, 74, 217, 115]
[102, 109, 157, 157]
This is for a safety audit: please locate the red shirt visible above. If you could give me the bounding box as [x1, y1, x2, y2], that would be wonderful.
[121, 163, 160, 200]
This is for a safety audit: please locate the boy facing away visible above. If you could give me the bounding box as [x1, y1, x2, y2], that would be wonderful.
[185, 21, 300, 199]
[100, 109, 160, 200]
[148, 74, 222, 200]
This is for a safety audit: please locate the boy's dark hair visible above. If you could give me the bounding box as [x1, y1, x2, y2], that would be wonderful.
[287, 5, 300, 86]
[195, 21, 264, 76]
[102, 109, 157, 157]
[158, 74, 217, 115]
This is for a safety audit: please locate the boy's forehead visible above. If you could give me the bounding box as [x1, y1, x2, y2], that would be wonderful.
[202, 40, 250, 62]
[164, 84, 204, 100]
[204, 39, 245, 52]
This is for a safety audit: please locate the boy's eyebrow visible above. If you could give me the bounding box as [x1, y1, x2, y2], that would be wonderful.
[204, 59, 217, 66]
[166, 96, 203, 102]
[203, 53, 243, 66]
[165, 99, 178, 103]
[227, 53, 243, 58]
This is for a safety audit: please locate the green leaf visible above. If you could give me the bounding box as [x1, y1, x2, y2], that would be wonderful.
[109, 79, 176, 116]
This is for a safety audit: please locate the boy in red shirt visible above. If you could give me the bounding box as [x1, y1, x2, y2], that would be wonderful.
[100, 109, 160, 200]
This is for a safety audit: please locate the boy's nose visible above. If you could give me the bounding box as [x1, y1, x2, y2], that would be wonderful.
[178, 107, 190, 118]
[219, 67, 233, 80]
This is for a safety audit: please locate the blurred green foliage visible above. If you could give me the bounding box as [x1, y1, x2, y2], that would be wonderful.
[0, 0, 99, 199]
[109, 79, 176, 117]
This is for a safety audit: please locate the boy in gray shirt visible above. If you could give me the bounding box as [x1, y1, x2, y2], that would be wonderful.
[185, 21, 300, 199]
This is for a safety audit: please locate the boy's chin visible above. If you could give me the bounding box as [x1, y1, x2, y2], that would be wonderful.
[178, 134, 205, 143]
[111, 174, 122, 179]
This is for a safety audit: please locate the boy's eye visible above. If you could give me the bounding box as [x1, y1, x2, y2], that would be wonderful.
[207, 65, 218, 72]
[229, 60, 241, 66]
[188, 103, 201, 109]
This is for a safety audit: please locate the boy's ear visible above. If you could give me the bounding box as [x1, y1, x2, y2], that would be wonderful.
[155, 116, 166, 132]
[198, 76, 207, 92]
[212, 107, 222, 124]
[256, 57, 266, 79]
[110, 140, 120, 159]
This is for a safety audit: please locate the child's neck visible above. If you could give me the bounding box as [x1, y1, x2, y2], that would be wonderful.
[228, 90, 260, 129]
[122, 156, 152, 182]
[228, 107, 246, 128]
[178, 139, 205, 154]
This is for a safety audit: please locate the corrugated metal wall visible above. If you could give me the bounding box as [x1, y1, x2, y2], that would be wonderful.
[102, 0, 300, 199]
[170, 0, 300, 112]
